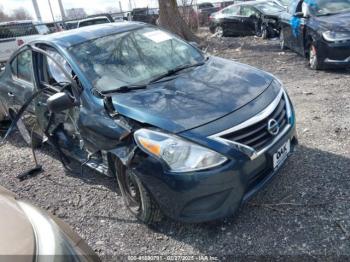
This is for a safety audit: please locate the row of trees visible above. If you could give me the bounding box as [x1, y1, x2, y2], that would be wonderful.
[0, 6, 32, 22]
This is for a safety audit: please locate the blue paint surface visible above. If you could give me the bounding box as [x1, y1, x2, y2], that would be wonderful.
[304, 0, 317, 8]
[290, 16, 301, 37]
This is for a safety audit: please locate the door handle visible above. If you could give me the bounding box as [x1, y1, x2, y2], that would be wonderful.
[7, 92, 15, 97]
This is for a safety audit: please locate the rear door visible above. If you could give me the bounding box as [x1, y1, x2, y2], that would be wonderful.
[2, 47, 42, 141]
[4, 48, 35, 112]
[220, 5, 242, 35]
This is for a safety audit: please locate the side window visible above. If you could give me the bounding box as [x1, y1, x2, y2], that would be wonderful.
[39, 47, 72, 86]
[240, 6, 257, 17]
[223, 6, 240, 16]
[17, 50, 33, 82]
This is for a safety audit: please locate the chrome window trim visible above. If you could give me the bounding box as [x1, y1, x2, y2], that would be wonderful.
[209, 89, 292, 160]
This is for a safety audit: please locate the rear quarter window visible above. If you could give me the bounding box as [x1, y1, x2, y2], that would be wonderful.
[0, 24, 38, 39]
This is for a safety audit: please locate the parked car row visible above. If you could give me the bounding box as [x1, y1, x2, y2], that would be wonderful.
[210, 0, 350, 70]
[209, 0, 284, 39]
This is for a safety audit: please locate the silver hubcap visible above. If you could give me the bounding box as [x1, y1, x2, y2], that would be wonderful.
[310, 46, 317, 67]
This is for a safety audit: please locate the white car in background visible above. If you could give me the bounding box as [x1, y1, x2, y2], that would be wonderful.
[0, 20, 49, 66]
[77, 16, 113, 28]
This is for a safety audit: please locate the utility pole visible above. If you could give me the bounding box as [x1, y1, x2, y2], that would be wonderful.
[119, 1, 123, 13]
[58, 0, 66, 20]
[32, 0, 42, 21]
[48, 0, 56, 30]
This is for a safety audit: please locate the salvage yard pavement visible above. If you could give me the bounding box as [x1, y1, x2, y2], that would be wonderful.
[1, 31, 350, 260]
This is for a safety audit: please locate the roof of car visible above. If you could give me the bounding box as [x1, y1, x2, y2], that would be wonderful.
[36, 22, 146, 48]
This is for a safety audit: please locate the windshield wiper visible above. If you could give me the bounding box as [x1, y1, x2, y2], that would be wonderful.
[149, 60, 206, 84]
[100, 84, 147, 95]
[100, 59, 207, 95]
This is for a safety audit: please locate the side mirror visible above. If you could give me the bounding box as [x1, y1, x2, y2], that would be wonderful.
[47, 92, 78, 113]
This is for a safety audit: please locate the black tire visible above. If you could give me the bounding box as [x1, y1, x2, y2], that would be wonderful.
[280, 30, 287, 50]
[308, 43, 323, 70]
[115, 160, 162, 224]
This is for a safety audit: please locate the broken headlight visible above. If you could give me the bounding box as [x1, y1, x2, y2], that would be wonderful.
[323, 31, 350, 42]
[134, 129, 227, 173]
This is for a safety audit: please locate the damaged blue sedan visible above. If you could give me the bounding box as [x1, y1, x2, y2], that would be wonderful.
[0, 23, 297, 223]
[280, 0, 350, 69]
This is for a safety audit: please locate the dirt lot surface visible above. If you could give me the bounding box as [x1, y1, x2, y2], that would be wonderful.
[1, 32, 350, 261]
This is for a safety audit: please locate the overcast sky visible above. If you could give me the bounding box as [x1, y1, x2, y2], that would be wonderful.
[1, 0, 158, 21]
[1, 0, 222, 22]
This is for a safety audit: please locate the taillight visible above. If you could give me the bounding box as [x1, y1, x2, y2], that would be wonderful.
[17, 39, 24, 46]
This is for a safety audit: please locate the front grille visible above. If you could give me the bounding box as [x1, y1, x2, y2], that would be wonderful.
[221, 95, 288, 151]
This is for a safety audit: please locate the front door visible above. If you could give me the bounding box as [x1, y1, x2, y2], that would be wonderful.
[239, 6, 260, 35]
[220, 5, 242, 36]
[32, 45, 82, 151]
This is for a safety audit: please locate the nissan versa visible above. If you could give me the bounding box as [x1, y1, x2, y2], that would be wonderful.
[0, 23, 297, 224]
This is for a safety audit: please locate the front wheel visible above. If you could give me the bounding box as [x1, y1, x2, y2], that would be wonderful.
[309, 44, 323, 70]
[115, 160, 162, 224]
[261, 25, 268, 39]
[214, 26, 224, 37]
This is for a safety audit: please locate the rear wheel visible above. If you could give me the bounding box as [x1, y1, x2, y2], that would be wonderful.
[115, 160, 162, 224]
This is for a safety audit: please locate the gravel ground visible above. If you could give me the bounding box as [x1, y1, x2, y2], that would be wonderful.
[1, 32, 350, 261]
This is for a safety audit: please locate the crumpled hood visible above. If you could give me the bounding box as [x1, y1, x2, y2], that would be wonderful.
[112, 56, 273, 133]
[314, 12, 350, 31]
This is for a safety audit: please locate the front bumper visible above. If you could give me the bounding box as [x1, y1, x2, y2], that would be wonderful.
[318, 40, 350, 67]
[134, 125, 297, 223]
